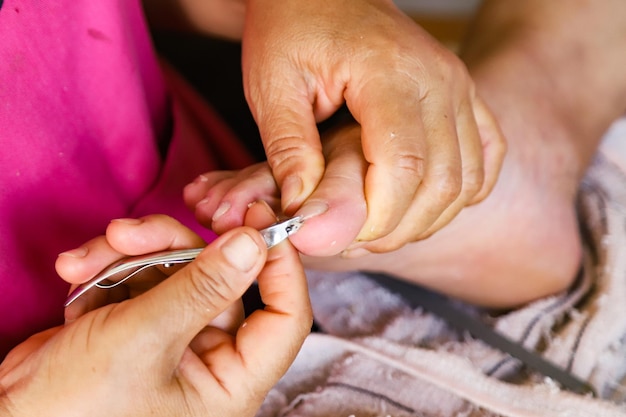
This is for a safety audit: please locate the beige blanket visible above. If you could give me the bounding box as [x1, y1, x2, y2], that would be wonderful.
[257, 119, 626, 417]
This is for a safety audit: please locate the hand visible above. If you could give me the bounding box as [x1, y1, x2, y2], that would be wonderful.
[0, 211, 312, 417]
[242, 0, 506, 251]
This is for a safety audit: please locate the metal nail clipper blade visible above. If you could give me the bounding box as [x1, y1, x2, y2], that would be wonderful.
[64, 217, 304, 307]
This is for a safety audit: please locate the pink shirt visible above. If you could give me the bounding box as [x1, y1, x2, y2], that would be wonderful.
[0, 0, 253, 358]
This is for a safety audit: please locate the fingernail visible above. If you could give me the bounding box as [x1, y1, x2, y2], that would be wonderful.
[111, 218, 143, 225]
[341, 247, 371, 259]
[58, 246, 89, 258]
[222, 232, 261, 272]
[212, 202, 231, 221]
[194, 174, 209, 183]
[282, 175, 303, 211]
[249, 200, 277, 218]
[296, 200, 329, 220]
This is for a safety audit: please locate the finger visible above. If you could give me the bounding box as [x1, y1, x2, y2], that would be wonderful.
[361, 95, 463, 250]
[105, 215, 205, 255]
[244, 63, 326, 214]
[121, 226, 268, 364]
[56, 235, 124, 285]
[417, 94, 486, 237]
[455, 94, 486, 203]
[347, 75, 428, 242]
[289, 123, 368, 256]
[470, 95, 507, 203]
[60, 215, 206, 319]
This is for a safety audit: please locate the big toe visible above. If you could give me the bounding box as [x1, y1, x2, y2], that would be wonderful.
[290, 195, 366, 257]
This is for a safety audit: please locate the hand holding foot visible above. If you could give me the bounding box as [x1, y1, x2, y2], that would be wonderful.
[1, 212, 311, 417]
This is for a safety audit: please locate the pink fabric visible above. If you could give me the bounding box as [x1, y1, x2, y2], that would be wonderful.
[0, 0, 254, 358]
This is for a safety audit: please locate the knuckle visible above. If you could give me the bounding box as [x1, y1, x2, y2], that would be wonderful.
[265, 135, 310, 171]
[462, 164, 485, 196]
[378, 150, 426, 188]
[430, 168, 462, 203]
[433, 47, 466, 78]
[434, 53, 473, 99]
[186, 263, 237, 313]
[394, 153, 426, 181]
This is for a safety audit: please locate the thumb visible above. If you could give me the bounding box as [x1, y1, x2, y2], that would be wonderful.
[256, 99, 325, 214]
[122, 227, 268, 360]
[244, 71, 326, 214]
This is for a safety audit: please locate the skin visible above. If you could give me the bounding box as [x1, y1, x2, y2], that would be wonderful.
[144, 0, 506, 251]
[241, 0, 505, 250]
[0, 208, 312, 417]
[185, 0, 626, 307]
